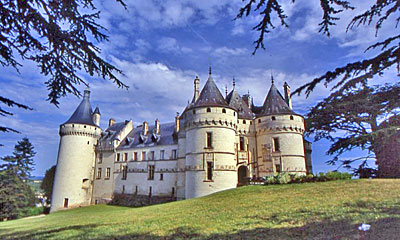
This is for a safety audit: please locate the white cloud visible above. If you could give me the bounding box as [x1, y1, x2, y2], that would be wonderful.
[213, 47, 248, 57]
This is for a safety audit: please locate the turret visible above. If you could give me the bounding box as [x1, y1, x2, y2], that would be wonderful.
[93, 106, 101, 126]
[193, 76, 200, 102]
[51, 88, 102, 212]
[283, 82, 292, 110]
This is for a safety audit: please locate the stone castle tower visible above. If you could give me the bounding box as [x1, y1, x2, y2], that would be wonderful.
[50, 89, 102, 212]
[181, 69, 238, 198]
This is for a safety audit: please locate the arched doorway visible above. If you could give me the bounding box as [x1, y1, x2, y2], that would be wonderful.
[238, 165, 248, 186]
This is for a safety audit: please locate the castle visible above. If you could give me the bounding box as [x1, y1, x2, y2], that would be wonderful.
[50, 69, 312, 212]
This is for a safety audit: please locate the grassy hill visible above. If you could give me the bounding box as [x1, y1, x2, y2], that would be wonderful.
[1, 179, 400, 239]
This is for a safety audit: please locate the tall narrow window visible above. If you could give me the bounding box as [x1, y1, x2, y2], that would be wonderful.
[149, 186, 152, 197]
[142, 151, 146, 161]
[122, 166, 127, 180]
[160, 173, 164, 181]
[206, 161, 213, 181]
[64, 198, 69, 208]
[106, 167, 111, 179]
[148, 165, 155, 180]
[133, 152, 138, 161]
[97, 168, 102, 179]
[160, 150, 165, 160]
[273, 137, 280, 152]
[150, 151, 155, 160]
[239, 136, 245, 151]
[97, 153, 103, 163]
[207, 108, 211, 112]
[116, 153, 120, 162]
[123, 153, 128, 161]
[172, 150, 177, 159]
[206, 132, 212, 148]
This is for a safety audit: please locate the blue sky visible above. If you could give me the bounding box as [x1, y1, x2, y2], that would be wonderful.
[0, 0, 397, 176]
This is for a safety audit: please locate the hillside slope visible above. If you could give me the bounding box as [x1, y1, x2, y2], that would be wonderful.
[1, 179, 400, 239]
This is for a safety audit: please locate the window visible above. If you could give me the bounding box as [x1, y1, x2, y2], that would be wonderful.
[148, 165, 155, 180]
[192, 109, 196, 114]
[240, 136, 245, 151]
[106, 168, 111, 179]
[171, 187, 175, 197]
[122, 185, 125, 194]
[276, 164, 281, 173]
[123, 153, 128, 161]
[149, 187, 152, 197]
[234, 112, 236, 116]
[207, 108, 211, 112]
[258, 119, 261, 123]
[206, 132, 212, 148]
[116, 153, 120, 162]
[160, 173, 164, 181]
[135, 186, 138, 195]
[97, 168, 102, 179]
[222, 108, 226, 113]
[122, 166, 127, 180]
[172, 150, 177, 159]
[243, 120, 246, 124]
[133, 152, 138, 161]
[160, 150, 165, 160]
[206, 161, 213, 181]
[271, 116, 276, 121]
[150, 151, 155, 160]
[87, 141, 90, 145]
[290, 115, 294, 120]
[64, 198, 69, 208]
[273, 137, 280, 152]
[142, 152, 146, 161]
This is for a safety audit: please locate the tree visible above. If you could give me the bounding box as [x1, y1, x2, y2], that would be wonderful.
[0, 0, 127, 134]
[306, 83, 400, 175]
[0, 167, 36, 221]
[40, 165, 56, 204]
[1, 137, 36, 180]
[236, 0, 400, 173]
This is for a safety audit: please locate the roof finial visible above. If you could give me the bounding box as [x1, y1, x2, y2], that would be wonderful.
[225, 84, 228, 97]
[209, 65, 212, 76]
[270, 70, 274, 84]
[233, 77, 236, 90]
[83, 84, 90, 99]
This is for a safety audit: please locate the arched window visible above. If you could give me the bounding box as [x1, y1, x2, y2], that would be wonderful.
[207, 108, 211, 112]
[243, 120, 246, 124]
[258, 119, 261, 123]
[222, 108, 226, 113]
[271, 116, 276, 121]
[290, 115, 294, 120]
[192, 109, 196, 114]
[233, 112, 236, 116]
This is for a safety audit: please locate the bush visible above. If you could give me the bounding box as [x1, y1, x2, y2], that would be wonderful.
[263, 171, 352, 185]
[18, 206, 44, 218]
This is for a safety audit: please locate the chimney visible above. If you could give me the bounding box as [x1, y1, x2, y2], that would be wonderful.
[108, 118, 115, 127]
[194, 76, 200, 102]
[142, 121, 148, 135]
[154, 119, 160, 135]
[283, 82, 292, 110]
[175, 112, 180, 132]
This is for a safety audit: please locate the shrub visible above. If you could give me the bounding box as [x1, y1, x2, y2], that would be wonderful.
[262, 171, 352, 185]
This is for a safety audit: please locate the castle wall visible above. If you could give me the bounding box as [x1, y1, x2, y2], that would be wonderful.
[51, 123, 101, 212]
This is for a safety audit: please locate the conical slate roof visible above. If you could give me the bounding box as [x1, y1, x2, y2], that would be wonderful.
[64, 89, 97, 126]
[261, 83, 293, 115]
[226, 89, 253, 119]
[193, 75, 229, 108]
[93, 106, 101, 115]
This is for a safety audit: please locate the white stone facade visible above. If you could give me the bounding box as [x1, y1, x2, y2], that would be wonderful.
[51, 72, 312, 212]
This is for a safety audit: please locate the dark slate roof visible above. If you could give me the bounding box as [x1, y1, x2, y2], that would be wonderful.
[117, 122, 177, 149]
[64, 90, 97, 126]
[93, 106, 101, 115]
[260, 83, 293, 115]
[226, 90, 253, 119]
[101, 121, 127, 141]
[192, 75, 229, 108]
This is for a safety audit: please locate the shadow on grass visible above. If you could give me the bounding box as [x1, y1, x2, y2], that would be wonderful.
[3, 203, 400, 239]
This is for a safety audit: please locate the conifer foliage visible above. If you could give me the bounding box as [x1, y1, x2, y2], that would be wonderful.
[0, 137, 36, 221]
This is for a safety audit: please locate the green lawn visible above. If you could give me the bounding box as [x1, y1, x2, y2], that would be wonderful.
[1, 179, 400, 239]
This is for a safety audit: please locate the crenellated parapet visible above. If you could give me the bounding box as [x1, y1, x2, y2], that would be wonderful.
[59, 123, 102, 138]
[255, 114, 305, 135]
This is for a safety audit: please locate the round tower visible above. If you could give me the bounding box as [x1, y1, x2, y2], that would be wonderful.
[50, 89, 102, 212]
[255, 80, 307, 176]
[183, 70, 238, 199]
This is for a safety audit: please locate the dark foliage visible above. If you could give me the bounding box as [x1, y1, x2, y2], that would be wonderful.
[40, 165, 56, 204]
[0, 0, 127, 135]
[1, 137, 36, 180]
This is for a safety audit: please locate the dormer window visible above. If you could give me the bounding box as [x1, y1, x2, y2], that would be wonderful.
[207, 108, 211, 112]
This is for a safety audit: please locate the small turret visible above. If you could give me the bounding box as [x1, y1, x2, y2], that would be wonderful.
[283, 82, 292, 110]
[193, 76, 200, 102]
[93, 106, 101, 126]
